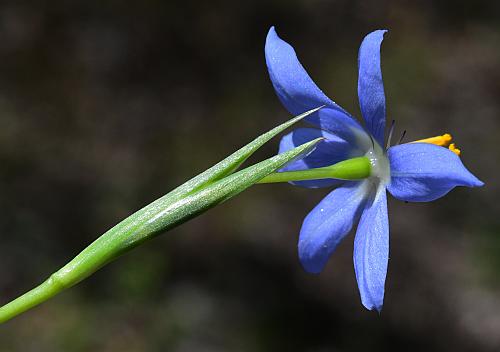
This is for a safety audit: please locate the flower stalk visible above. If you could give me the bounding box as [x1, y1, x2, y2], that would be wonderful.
[258, 156, 371, 184]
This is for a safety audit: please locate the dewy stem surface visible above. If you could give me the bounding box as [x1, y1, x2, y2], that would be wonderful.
[257, 156, 372, 184]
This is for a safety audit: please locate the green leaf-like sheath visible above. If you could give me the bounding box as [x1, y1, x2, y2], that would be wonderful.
[0, 109, 322, 324]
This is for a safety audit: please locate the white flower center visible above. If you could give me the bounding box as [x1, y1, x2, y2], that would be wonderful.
[351, 128, 391, 187]
[365, 143, 390, 186]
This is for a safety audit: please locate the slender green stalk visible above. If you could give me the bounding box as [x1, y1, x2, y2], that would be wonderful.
[258, 156, 372, 184]
[0, 278, 63, 324]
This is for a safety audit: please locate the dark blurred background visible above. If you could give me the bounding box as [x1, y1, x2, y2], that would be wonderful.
[0, 1, 499, 351]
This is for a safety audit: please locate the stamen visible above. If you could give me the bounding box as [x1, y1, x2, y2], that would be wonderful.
[384, 119, 405, 147]
[369, 134, 375, 150]
[386, 120, 396, 149]
[413, 133, 452, 147]
[411, 133, 462, 156]
[397, 130, 407, 145]
[448, 143, 461, 156]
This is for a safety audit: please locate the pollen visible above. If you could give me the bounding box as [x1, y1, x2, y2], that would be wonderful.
[448, 143, 461, 156]
[413, 133, 452, 147]
[412, 133, 462, 156]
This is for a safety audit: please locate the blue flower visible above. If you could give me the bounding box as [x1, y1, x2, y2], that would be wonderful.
[265, 27, 484, 312]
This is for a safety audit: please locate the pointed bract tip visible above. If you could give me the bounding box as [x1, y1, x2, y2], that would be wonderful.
[291, 106, 325, 124]
[307, 105, 326, 114]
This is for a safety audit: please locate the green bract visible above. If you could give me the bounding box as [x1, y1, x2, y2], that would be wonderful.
[0, 108, 323, 324]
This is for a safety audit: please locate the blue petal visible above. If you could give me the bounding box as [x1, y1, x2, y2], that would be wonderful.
[279, 128, 363, 188]
[358, 30, 387, 146]
[307, 107, 368, 144]
[299, 183, 367, 273]
[265, 27, 366, 142]
[387, 143, 484, 202]
[353, 188, 389, 312]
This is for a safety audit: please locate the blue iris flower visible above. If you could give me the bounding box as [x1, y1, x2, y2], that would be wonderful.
[265, 27, 484, 312]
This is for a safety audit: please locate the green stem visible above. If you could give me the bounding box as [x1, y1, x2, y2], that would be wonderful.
[258, 156, 371, 184]
[0, 277, 62, 324]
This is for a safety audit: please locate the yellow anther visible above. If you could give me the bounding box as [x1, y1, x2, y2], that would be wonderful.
[412, 133, 452, 147]
[411, 133, 461, 156]
[448, 143, 461, 156]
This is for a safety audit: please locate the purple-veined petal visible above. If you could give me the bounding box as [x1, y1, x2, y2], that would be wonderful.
[387, 143, 484, 202]
[279, 128, 363, 188]
[265, 27, 366, 142]
[299, 183, 367, 273]
[358, 30, 387, 146]
[353, 187, 389, 312]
